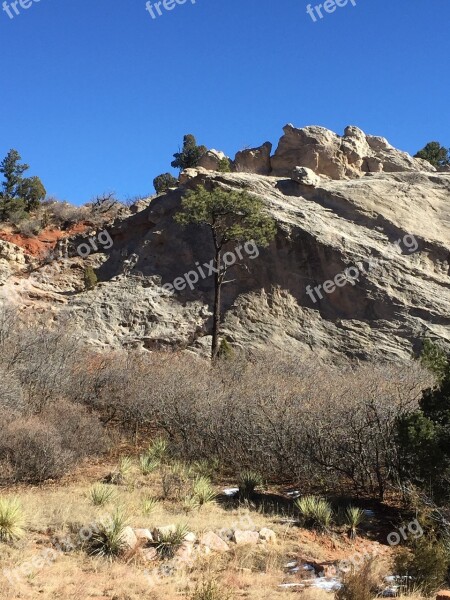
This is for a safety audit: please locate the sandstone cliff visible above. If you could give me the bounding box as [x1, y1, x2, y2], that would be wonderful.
[1, 125, 449, 361]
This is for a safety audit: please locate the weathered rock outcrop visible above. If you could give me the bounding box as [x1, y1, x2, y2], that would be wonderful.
[271, 124, 436, 179]
[1, 127, 449, 363]
[234, 142, 272, 175]
[197, 149, 227, 171]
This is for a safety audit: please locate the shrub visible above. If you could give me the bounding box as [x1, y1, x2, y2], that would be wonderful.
[89, 484, 115, 506]
[295, 496, 333, 532]
[4, 420, 74, 483]
[83, 266, 98, 290]
[336, 561, 378, 600]
[190, 579, 232, 600]
[0, 497, 24, 543]
[88, 508, 129, 558]
[161, 462, 192, 500]
[217, 158, 231, 173]
[153, 173, 178, 193]
[238, 470, 263, 500]
[16, 217, 42, 237]
[394, 536, 449, 596]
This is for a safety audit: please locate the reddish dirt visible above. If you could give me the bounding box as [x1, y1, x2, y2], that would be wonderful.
[0, 222, 89, 258]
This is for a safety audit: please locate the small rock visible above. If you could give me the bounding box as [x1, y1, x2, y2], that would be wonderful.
[199, 531, 230, 552]
[259, 528, 276, 543]
[153, 524, 176, 539]
[232, 530, 260, 545]
[120, 526, 138, 552]
[184, 532, 196, 543]
[133, 528, 153, 543]
[436, 592, 450, 600]
[291, 166, 321, 187]
[175, 541, 195, 562]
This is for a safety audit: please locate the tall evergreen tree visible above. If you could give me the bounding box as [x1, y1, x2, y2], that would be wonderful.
[174, 184, 276, 359]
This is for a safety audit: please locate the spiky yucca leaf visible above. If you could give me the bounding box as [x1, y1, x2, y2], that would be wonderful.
[156, 522, 189, 559]
[139, 453, 160, 475]
[238, 470, 263, 500]
[89, 483, 115, 507]
[295, 496, 333, 532]
[0, 497, 25, 543]
[344, 506, 366, 538]
[192, 476, 217, 507]
[89, 508, 129, 558]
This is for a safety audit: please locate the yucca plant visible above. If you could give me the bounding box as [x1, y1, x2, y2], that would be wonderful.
[344, 506, 366, 539]
[147, 437, 169, 462]
[89, 483, 115, 507]
[238, 470, 263, 500]
[183, 494, 200, 513]
[88, 508, 129, 558]
[192, 476, 217, 507]
[0, 497, 25, 543]
[142, 497, 158, 516]
[191, 458, 220, 479]
[156, 522, 189, 559]
[118, 456, 133, 478]
[295, 496, 333, 532]
[139, 453, 160, 476]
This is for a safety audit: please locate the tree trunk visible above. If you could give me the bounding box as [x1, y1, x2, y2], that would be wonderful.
[211, 249, 222, 359]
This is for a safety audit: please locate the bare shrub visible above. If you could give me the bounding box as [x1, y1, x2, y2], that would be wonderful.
[3, 419, 74, 482]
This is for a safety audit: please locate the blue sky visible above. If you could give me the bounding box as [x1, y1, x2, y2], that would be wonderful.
[0, 0, 449, 204]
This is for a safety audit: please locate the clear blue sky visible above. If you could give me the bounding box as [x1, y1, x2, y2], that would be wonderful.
[1, 0, 449, 203]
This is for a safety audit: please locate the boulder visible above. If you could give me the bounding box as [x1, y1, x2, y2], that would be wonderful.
[153, 524, 176, 539]
[259, 528, 276, 543]
[232, 530, 260, 545]
[197, 149, 227, 171]
[199, 531, 230, 552]
[291, 166, 321, 187]
[184, 532, 197, 543]
[120, 526, 138, 553]
[234, 142, 272, 175]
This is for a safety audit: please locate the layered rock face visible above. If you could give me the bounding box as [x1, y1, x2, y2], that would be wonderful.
[1, 126, 449, 362]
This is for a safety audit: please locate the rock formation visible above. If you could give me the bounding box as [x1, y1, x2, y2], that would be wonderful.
[1, 125, 449, 362]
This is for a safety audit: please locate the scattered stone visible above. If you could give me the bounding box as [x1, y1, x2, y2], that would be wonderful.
[232, 530, 260, 545]
[436, 592, 450, 600]
[153, 525, 176, 539]
[259, 528, 276, 543]
[133, 528, 153, 543]
[199, 531, 230, 552]
[184, 532, 196, 543]
[120, 526, 138, 552]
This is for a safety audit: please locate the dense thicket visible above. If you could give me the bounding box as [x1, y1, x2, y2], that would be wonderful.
[0, 308, 433, 497]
